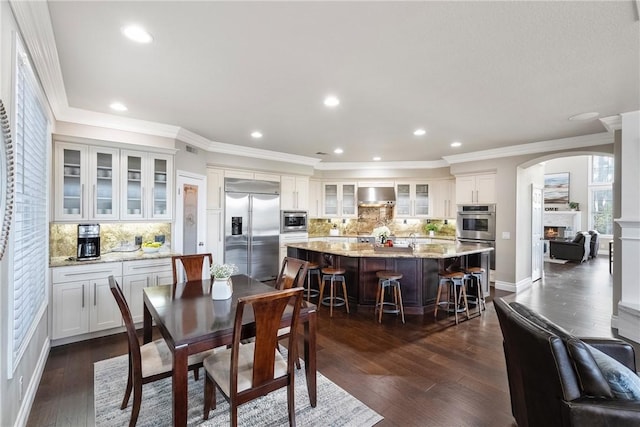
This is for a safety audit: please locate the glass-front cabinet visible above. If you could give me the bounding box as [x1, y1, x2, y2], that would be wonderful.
[395, 181, 430, 217]
[121, 150, 172, 220]
[54, 142, 119, 221]
[322, 182, 357, 217]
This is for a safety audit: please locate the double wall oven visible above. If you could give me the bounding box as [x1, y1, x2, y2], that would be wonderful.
[457, 204, 496, 270]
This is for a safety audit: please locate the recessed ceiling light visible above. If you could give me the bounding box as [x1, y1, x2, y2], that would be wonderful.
[373, 156, 381, 161]
[122, 25, 153, 43]
[413, 128, 426, 136]
[568, 112, 600, 121]
[110, 102, 127, 112]
[451, 141, 462, 148]
[324, 96, 340, 107]
[334, 148, 343, 154]
[250, 131, 263, 139]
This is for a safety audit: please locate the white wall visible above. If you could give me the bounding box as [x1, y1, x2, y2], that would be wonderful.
[543, 156, 590, 232]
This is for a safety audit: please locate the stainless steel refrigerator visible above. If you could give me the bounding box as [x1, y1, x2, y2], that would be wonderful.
[224, 178, 280, 281]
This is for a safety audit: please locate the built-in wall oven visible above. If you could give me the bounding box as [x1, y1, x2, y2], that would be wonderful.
[457, 204, 496, 270]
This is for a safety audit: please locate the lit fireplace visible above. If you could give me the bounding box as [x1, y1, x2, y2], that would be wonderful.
[544, 226, 567, 239]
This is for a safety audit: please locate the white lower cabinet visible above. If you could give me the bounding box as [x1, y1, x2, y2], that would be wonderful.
[51, 262, 123, 340]
[122, 258, 173, 323]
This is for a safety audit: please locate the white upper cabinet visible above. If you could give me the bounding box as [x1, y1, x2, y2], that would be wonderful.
[394, 181, 430, 217]
[323, 182, 357, 217]
[207, 167, 224, 210]
[308, 179, 322, 218]
[431, 178, 456, 218]
[121, 150, 173, 220]
[280, 175, 309, 210]
[54, 142, 119, 221]
[455, 173, 496, 204]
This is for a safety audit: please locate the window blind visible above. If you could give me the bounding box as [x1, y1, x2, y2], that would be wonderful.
[10, 38, 49, 374]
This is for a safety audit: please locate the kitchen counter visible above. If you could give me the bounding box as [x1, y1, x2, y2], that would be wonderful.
[286, 241, 491, 316]
[308, 233, 456, 241]
[49, 249, 176, 268]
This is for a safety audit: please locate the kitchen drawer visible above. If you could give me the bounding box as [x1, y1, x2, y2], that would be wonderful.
[122, 258, 172, 276]
[52, 262, 123, 284]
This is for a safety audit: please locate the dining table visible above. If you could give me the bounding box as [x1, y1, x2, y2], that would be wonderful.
[142, 274, 317, 426]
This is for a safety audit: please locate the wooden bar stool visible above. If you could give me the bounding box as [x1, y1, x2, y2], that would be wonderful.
[465, 266, 486, 316]
[434, 270, 470, 324]
[305, 262, 321, 301]
[375, 271, 405, 323]
[319, 267, 349, 317]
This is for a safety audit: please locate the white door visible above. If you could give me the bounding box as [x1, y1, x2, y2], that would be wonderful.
[175, 171, 207, 255]
[531, 184, 544, 282]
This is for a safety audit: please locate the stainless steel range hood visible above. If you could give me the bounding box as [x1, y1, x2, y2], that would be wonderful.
[357, 187, 396, 207]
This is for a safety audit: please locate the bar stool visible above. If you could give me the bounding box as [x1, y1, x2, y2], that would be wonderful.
[305, 262, 321, 301]
[465, 266, 486, 316]
[375, 271, 405, 323]
[319, 267, 349, 317]
[434, 270, 470, 324]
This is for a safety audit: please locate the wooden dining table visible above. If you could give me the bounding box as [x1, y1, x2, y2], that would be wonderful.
[142, 274, 317, 426]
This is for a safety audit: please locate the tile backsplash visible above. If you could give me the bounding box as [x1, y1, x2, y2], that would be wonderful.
[50, 223, 172, 258]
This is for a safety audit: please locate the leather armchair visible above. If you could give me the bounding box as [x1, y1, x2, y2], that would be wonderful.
[549, 231, 591, 262]
[588, 230, 600, 258]
[494, 298, 640, 427]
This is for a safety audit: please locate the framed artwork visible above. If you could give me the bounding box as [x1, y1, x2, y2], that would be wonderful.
[544, 172, 569, 204]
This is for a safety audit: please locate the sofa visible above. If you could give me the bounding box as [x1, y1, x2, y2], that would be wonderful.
[549, 231, 591, 262]
[494, 298, 640, 427]
[588, 230, 600, 258]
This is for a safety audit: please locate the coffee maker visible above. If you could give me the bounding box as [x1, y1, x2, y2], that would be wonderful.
[77, 224, 100, 261]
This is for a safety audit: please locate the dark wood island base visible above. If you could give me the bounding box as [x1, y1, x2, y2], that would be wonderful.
[287, 242, 492, 315]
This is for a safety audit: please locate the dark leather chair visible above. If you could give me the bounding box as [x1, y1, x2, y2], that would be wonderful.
[494, 298, 640, 427]
[588, 230, 600, 258]
[549, 231, 591, 262]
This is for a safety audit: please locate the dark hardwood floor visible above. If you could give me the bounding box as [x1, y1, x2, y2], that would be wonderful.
[28, 255, 634, 427]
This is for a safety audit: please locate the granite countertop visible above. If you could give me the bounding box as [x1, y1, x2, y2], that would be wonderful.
[50, 250, 177, 268]
[310, 233, 456, 240]
[287, 241, 492, 259]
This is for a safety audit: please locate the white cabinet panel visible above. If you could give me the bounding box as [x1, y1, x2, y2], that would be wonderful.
[121, 151, 173, 220]
[206, 210, 225, 265]
[207, 168, 224, 210]
[456, 173, 496, 204]
[281, 175, 309, 210]
[395, 181, 430, 217]
[322, 182, 357, 218]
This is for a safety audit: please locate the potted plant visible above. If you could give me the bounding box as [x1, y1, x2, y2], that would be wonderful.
[209, 263, 238, 300]
[424, 222, 440, 237]
[372, 225, 391, 244]
[569, 201, 579, 211]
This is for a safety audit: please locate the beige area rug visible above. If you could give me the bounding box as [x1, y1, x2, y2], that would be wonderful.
[94, 351, 383, 426]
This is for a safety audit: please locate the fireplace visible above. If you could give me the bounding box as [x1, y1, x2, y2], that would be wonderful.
[544, 226, 568, 239]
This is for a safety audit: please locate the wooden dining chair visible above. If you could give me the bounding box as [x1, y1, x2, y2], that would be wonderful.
[275, 257, 309, 369]
[171, 253, 213, 294]
[202, 287, 304, 426]
[108, 276, 215, 427]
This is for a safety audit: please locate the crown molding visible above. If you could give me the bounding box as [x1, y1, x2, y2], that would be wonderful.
[314, 160, 449, 171]
[600, 115, 622, 132]
[443, 132, 613, 164]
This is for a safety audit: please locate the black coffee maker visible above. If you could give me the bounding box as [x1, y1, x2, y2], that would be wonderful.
[77, 224, 100, 261]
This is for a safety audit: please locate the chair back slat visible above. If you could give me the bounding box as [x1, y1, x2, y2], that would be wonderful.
[275, 257, 309, 291]
[172, 253, 213, 295]
[108, 275, 142, 371]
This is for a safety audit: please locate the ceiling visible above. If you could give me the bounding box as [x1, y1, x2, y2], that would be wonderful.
[17, 1, 640, 166]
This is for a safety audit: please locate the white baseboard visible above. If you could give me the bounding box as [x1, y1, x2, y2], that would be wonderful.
[495, 277, 532, 294]
[14, 338, 50, 427]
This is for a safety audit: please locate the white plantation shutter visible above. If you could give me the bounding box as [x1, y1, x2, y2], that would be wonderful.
[9, 37, 49, 375]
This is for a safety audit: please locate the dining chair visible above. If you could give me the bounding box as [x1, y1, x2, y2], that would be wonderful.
[275, 257, 309, 369]
[202, 287, 304, 426]
[108, 276, 215, 427]
[171, 253, 213, 294]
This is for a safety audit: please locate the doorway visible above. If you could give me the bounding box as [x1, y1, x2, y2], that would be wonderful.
[175, 171, 207, 255]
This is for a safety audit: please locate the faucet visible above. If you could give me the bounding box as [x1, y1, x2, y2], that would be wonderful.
[409, 232, 417, 248]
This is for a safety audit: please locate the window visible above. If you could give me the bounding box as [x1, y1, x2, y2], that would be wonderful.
[588, 156, 613, 235]
[8, 37, 50, 376]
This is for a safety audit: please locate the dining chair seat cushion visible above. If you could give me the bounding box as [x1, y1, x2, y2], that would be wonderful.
[203, 342, 287, 396]
[140, 339, 217, 378]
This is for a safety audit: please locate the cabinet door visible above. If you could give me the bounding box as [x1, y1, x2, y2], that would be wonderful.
[280, 176, 297, 210]
[148, 154, 173, 219]
[432, 179, 456, 218]
[395, 183, 412, 217]
[456, 176, 477, 204]
[308, 180, 322, 217]
[52, 282, 88, 339]
[122, 274, 151, 324]
[207, 168, 224, 209]
[323, 184, 338, 217]
[54, 143, 88, 220]
[206, 210, 224, 264]
[122, 151, 145, 219]
[414, 183, 430, 217]
[122, 151, 173, 219]
[476, 174, 496, 203]
[340, 183, 357, 217]
[90, 147, 119, 220]
[89, 277, 121, 332]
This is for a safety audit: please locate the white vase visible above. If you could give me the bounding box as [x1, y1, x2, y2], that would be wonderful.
[211, 277, 233, 300]
[429, 230, 435, 237]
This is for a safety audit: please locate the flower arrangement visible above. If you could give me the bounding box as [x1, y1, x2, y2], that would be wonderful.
[372, 225, 391, 239]
[210, 263, 238, 279]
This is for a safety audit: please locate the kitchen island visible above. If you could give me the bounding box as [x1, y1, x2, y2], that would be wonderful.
[286, 241, 493, 315]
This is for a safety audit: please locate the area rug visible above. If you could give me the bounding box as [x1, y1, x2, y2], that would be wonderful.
[544, 258, 569, 264]
[94, 352, 383, 427]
